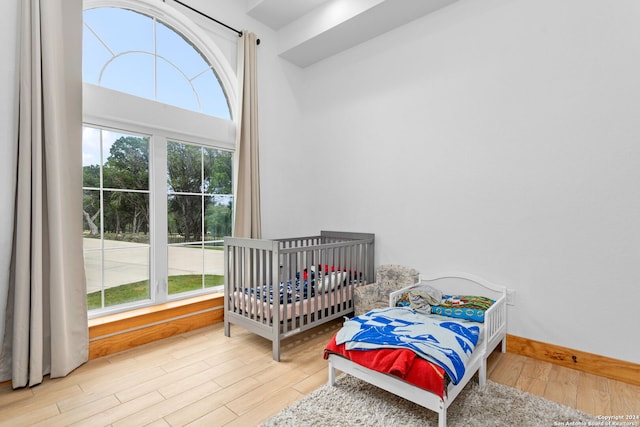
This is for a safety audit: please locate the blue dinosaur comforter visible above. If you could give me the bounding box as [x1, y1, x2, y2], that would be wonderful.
[335, 307, 480, 385]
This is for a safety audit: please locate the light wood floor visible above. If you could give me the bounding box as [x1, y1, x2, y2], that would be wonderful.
[1, 319, 639, 426]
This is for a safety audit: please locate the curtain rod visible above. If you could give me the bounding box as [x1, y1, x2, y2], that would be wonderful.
[167, 0, 261, 44]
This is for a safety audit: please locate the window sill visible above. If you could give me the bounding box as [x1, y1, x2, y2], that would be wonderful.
[88, 292, 224, 360]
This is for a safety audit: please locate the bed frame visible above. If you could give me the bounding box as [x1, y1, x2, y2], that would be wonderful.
[327, 272, 507, 427]
[224, 231, 375, 361]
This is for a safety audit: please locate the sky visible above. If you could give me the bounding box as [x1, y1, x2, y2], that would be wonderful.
[83, 126, 128, 168]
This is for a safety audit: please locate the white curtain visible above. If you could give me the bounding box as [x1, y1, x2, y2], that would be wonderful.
[0, 0, 88, 388]
[233, 32, 262, 239]
[0, 0, 20, 384]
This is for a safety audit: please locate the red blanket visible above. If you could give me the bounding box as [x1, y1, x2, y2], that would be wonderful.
[324, 335, 447, 398]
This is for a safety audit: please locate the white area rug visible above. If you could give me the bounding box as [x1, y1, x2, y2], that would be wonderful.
[262, 374, 597, 426]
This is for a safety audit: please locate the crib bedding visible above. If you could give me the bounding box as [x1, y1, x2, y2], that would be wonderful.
[242, 266, 352, 304]
[233, 286, 348, 321]
[233, 267, 357, 320]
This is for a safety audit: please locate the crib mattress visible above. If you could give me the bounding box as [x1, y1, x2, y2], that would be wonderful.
[232, 288, 351, 321]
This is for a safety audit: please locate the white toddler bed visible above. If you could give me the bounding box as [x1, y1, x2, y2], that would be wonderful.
[326, 272, 507, 427]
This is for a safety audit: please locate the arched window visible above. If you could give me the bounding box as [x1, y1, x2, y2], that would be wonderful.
[82, 0, 236, 315]
[83, 6, 231, 119]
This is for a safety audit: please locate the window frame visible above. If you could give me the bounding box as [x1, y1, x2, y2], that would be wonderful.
[83, 0, 237, 318]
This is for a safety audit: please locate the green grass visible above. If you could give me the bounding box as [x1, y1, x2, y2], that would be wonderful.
[87, 274, 224, 310]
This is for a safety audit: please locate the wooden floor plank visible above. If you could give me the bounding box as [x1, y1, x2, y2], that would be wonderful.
[32, 394, 121, 427]
[544, 364, 580, 408]
[157, 365, 225, 399]
[610, 379, 640, 415]
[183, 405, 238, 427]
[114, 361, 210, 403]
[223, 386, 305, 427]
[111, 380, 222, 427]
[291, 366, 329, 395]
[0, 403, 60, 427]
[515, 357, 551, 396]
[68, 391, 166, 427]
[163, 377, 260, 426]
[487, 351, 526, 387]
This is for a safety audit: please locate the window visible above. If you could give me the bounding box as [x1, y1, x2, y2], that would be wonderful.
[83, 6, 230, 118]
[83, 128, 151, 309]
[167, 142, 232, 295]
[82, 1, 237, 315]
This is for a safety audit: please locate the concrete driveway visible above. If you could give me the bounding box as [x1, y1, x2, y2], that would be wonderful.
[83, 238, 224, 293]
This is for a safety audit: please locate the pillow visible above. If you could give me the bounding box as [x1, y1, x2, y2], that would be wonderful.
[431, 295, 495, 323]
[317, 271, 346, 293]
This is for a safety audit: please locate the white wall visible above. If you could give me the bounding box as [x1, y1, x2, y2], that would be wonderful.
[187, 0, 310, 236]
[272, 0, 640, 363]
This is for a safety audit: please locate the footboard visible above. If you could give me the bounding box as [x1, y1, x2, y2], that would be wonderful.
[224, 231, 375, 361]
[484, 291, 507, 355]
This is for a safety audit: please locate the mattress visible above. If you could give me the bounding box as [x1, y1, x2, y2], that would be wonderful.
[232, 287, 351, 321]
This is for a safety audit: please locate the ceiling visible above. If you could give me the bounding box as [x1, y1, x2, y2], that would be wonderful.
[246, 0, 330, 30]
[246, 0, 460, 67]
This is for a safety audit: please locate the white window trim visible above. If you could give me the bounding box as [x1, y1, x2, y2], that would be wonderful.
[83, 84, 236, 150]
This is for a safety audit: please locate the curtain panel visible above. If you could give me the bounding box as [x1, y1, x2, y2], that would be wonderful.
[0, 0, 20, 381]
[0, 0, 88, 388]
[233, 32, 262, 239]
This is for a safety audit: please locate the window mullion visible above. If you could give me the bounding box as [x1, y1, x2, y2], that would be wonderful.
[99, 130, 106, 309]
[153, 17, 158, 102]
[201, 149, 206, 290]
[152, 134, 168, 303]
